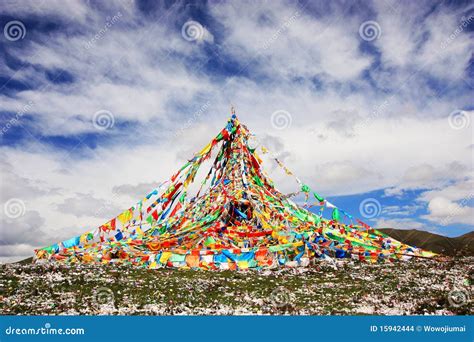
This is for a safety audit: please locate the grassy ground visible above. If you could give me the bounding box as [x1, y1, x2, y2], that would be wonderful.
[0, 258, 472, 315]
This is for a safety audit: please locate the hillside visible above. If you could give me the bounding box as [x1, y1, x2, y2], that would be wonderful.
[379, 228, 474, 256]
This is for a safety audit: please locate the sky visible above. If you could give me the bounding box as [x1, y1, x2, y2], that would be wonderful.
[0, 0, 473, 262]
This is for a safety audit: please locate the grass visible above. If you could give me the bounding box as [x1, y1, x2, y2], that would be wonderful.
[1, 258, 472, 315]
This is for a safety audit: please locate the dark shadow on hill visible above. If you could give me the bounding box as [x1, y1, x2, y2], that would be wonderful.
[379, 228, 474, 256]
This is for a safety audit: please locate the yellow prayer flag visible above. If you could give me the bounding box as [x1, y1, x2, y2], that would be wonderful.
[118, 208, 133, 225]
[159, 251, 172, 264]
[237, 261, 249, 269]
[198, 141, 212, 156]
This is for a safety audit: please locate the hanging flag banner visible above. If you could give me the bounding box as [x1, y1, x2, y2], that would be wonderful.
[33, 114, 436, 269]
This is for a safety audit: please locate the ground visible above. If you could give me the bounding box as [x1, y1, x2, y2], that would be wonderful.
[0, 258, 472, 315]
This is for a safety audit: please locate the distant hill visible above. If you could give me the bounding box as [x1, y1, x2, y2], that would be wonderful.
[17, 257, 33, 264]
[379, 228, 474, 256]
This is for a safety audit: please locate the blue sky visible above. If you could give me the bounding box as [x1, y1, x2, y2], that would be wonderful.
[0, 0, 473, 261]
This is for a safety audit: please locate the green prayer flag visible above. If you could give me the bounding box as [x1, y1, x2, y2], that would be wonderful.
[332, 207, 340, 221]
[204, 236, 216, 246]
[253, 176, 264, 187]
[313, 192, 324, 202]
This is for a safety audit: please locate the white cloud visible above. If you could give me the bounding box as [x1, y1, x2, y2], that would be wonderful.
[373, 1, 473, 82]
[55, 193, 123, 218]
[381, 204, 422, 217]
[0, 243, 39, 264]
[418, 179, 474, 226]
[384, 162, 471, 196]
[209, 1, 372, 81]
[112, 182, 163, 200]
[422, 196, 473, 226]
[375, 218, 429, 231]
[0, 210, 47, 247]
[1, 0, 91, 24]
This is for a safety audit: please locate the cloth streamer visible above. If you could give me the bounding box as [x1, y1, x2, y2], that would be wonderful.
[34, 113, 436, 269]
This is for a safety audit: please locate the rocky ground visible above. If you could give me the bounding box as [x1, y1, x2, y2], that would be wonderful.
[0, 258, 472, 315]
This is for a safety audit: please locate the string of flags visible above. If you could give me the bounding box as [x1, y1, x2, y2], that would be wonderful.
[34, 113, 436, 269]
[257, 137, 367, 229]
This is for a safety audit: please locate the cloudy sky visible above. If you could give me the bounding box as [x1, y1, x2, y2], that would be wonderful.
[0, 0, 473, 262]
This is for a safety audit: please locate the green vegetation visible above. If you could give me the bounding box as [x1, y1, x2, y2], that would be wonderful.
[1, 258, 472, 315]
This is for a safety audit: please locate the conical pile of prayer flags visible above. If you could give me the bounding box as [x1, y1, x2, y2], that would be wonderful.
[34, 113, 436, 269]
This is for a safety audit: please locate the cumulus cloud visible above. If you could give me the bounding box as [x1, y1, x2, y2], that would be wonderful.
[419, 179, 474, 226]
[112, 182, 162, 200]
[55, 193, 123, 218]
[375, 218, 430, 231]
[312, 161, 382, 196]
[384, 162, 471, 196]
[0, 210, 47, 246]
[422, 196, 473, 226]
